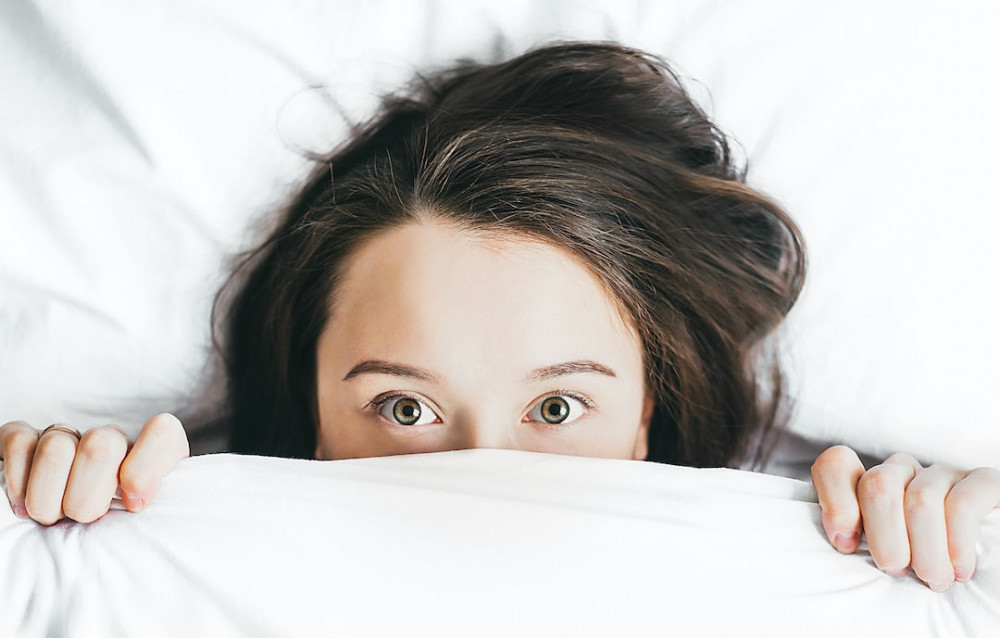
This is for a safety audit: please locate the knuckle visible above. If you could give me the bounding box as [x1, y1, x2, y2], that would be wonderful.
[146, 413, 178, 436]
[4, 430, 38, 460]
[61, 500, 81, 521]
[34, 435, 78, 466]
[885, 452, 919, 466]
[943, 489, 977, 520]
[910, 560, 952, 586]
[857, 468, 899, 504]
[140, 425, 170, 451]
[77, 429, 127, 465]
[147, 413, 189, 455]
[969, 466, 1000, 483]
[62, 500, 106, 524]
[873, 556, 910, 574]
[927, 462, 957, 474]
[24, 501, 61, 526]
[870, 545, 911, 572]
[118, 460, 151, 494]
[903, 487, 940, 519]
[811, 445, 856, 475]
[0, 420, 31, 433]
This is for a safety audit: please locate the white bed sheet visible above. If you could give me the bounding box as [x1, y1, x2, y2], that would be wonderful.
[2, 450, 998, 637]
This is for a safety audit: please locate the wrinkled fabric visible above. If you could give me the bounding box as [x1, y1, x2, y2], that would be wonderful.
[2, 450, 997, 637]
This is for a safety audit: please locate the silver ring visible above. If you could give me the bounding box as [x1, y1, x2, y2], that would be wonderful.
[40, 424, 83, 441]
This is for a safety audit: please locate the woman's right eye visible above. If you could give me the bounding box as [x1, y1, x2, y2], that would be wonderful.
[374, 395, 440, 426]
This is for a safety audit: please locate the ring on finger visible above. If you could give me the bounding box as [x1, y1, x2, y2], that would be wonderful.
[39, 424, 83, 442]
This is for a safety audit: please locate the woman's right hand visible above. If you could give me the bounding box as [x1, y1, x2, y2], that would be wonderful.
[0, 413, 189, 525]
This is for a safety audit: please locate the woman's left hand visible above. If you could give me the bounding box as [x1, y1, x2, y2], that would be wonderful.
[811, 445, 1000, 591]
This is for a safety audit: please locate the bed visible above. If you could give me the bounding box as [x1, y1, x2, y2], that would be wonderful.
[2, 1, 998, 636]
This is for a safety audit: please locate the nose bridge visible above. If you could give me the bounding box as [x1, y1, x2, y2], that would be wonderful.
[453, 408, 514, 451]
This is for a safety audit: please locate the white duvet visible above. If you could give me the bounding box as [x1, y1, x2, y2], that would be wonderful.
[2, 450, 998, 637]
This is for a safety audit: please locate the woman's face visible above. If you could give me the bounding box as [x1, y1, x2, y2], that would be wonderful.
[314, 218, 652, 461]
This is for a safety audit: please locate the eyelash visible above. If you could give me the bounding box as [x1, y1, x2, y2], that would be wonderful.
[526, 390, 596, 428]
[367, 392, 440, 424]
[368, 392, 413, 410]
[543, 390, 596, 410]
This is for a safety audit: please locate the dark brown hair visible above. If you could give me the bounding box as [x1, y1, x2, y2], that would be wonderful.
[212, 41, 805, 467]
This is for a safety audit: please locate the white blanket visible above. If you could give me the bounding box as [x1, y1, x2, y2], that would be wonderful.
[2, 450, 998, 637]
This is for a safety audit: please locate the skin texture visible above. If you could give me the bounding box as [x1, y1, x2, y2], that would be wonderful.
[0, 219, 997, 594]
[0, 414, 188, 524]
[812, 446, 1000, 591]
[314, 219, 652, 461]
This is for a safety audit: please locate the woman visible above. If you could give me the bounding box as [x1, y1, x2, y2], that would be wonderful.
[2, 42, 996, 593]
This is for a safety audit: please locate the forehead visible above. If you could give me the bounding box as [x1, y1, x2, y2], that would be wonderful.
[324, 219, 642, 381]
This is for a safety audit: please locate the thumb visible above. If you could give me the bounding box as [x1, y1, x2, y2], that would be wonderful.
[118, 413, 190, 512]
[811, 445, 866, 553]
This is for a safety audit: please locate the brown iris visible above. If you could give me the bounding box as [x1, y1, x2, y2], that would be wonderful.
[393, 398, 422, 425]
[540, 396, 570, 424]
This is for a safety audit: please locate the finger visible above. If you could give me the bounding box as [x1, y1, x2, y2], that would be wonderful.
[857, 454, 921, 576]
[62, 426, 130, 523]
[118, 413, 189, 512]
[24, 428, 81, 525]
[904, 464, 964, 591]
[945, 467, 1000, 582]
[811, 446, 866, 553]
[1, 421, 40, 518]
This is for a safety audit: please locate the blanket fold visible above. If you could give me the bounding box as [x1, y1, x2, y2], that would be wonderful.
[2, 450, 998, 637]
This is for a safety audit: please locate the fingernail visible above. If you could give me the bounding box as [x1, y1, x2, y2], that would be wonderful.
[928, 580, 951, 592]
[833, 532, 860, 553]
[882, 567, 908, 578]
[954, 567, 974, 582]
[13, 503, 28, 519]
[123, 492, 145, 511]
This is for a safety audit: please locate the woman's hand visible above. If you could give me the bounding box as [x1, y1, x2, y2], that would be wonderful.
[0, 413, 189, 525]
[812, 445, 1000, 591]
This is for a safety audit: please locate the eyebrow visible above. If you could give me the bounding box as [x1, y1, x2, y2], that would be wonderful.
[342, 359, 618, 383]
[343, 360, 437, 382]
[527, 360, 618, 382]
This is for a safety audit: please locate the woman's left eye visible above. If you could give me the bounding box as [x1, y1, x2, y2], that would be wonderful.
[525, 394, 590, 425]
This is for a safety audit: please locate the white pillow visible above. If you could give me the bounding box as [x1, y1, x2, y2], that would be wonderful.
[1, 1, 996, 468]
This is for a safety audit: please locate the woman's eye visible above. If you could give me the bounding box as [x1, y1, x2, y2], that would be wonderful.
[376, 396, 439, 426]
[526, 394, 588, 425]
